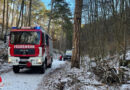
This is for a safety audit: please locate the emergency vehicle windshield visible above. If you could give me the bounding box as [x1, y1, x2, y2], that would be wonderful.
[10, 31, 40, 45]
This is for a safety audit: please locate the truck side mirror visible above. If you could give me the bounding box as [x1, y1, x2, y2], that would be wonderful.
[4, 35, 6, 43]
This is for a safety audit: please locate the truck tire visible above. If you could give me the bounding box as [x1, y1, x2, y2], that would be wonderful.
[48, 62, 52, 68]
[48, 58, 53, 68]
[39, 63, 45, 74]
[45, 58, 48, 69]
[13, 66, 20, 73]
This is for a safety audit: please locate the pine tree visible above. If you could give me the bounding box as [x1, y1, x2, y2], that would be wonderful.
[71, 0, 83, 68]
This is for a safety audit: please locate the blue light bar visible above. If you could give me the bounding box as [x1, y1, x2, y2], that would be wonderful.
[34, 26, 41, 30]
[12, 27, 18, 29]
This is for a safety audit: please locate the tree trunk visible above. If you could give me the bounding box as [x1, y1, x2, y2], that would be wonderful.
[1, 0, 6, 39]
[25, 5, 29, 26]
[71, 0, 83, 68]
[47, 0, 54, 33]
[28, 0, 32, 26]
[21, 1, 25, 27]
[17, 0, 24, 27]
[5, 0, 9, 34]
[123, 1, 128, 61]
[15, 1, 20, 26]
[11, 1, 15, 26]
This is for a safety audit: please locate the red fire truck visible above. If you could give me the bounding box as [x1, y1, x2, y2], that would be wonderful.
[8, 26, 53, 73]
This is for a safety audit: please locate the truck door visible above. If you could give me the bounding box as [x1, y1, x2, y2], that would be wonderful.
[42, 33, 45, 56]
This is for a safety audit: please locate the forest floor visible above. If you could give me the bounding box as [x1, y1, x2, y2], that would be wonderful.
[38, 61, 130, 90]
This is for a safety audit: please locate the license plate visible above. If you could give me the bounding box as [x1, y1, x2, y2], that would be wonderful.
[20, 59, 27, 61]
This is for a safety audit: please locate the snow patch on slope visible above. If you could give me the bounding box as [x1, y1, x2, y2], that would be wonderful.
[38, 60, 130, 90]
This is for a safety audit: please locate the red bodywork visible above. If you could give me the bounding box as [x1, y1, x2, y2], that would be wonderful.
[9, 28, 52, 67]
[9, 29, 45, 57]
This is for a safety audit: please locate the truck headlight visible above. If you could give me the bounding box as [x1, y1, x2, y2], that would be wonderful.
[37, 59, 42, 64]
[8, 58, 12, 63]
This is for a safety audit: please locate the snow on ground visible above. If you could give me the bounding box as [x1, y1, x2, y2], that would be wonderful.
[1, 59, 66, 90]
[126, 51, 130, 60]
[38, 60, 130, 90]
[0, 41, 5, 49]
[37, 62, 103, 90]
[0, 63, 12, 74]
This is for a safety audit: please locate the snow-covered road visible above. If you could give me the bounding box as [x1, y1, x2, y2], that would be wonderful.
[1, 59, 65, 90]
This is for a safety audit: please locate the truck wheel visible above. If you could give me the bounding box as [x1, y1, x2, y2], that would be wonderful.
[48, 58, 53, 68]
[40, 63, 45, 74]
[13, 66, 20, 73]
[48, 62, 52, 68]
[45, 58, 48, 69]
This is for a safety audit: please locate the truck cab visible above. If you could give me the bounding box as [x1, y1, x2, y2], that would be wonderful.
[8, 26, 53, 73]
